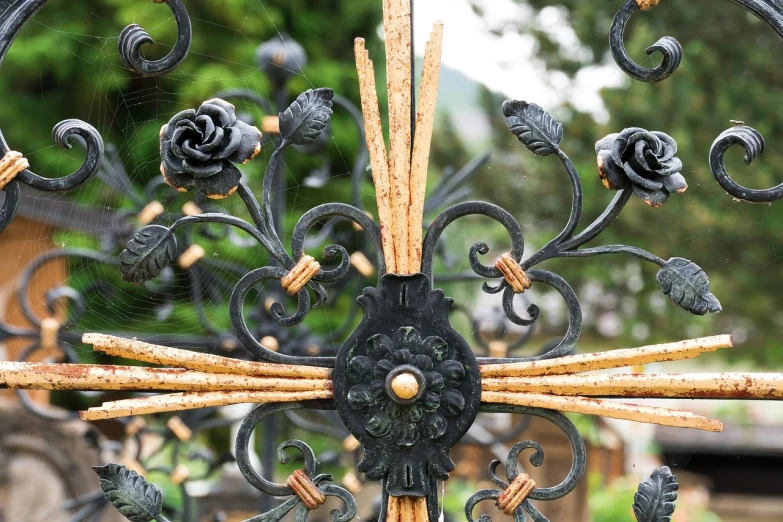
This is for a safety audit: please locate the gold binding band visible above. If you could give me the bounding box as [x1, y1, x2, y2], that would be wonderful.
[281, 255, 321, 295]
[0, 151, 29, 190]
[287, 469, 325, 510]
[496, 253, 532, 293]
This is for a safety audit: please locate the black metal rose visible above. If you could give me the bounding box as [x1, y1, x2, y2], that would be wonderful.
[256, 33, 307, 86]
[595, 128, 686, 208]
[346, 326, 466, 447]
[160, 98, 262, 199]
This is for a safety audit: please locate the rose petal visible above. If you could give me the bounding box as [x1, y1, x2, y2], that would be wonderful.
[197, 98, 236, 127]
[367, 334, 393, 359]
[662, 172, 688, 194]
[644, 149, 663, 170]
[623, 162, 663, 190]
[393, 326, 421, 353]
[349, 355, 375, 381]
[160, 160, 193, 192]
[627, 131, 662, 156]
[655, 157, 683, 176]
[182, 139, 212, 162]
[171, 126, 197, 158]
[195, 114, 215, 141]
[631, 140, 653, 173]
[597, 150, 628, 190]
[653, 132, 678, 161]
[197, 126, 224, 153]
[196, 161, 241, 199]
[227, 120, 263, 164]
[366, 412, 391, 437]
[161, 141, 186, 174]
[163, 109, 196, 140]
[420, 336, 447, 361]
[425, 413, 448, 440]
[439, 360, 466, 388]
[611, 127, 646, 165]
[182, 158, 222, 178]
[212, 126, 243, 160]
[632, 183, 670, 208]
[440, 389, 465, 417]
[595, 133, 619, 155]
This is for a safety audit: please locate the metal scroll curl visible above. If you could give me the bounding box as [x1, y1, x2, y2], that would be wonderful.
[465, 404, 587, 522]
[118, 0, 192, 77]
[235, 401, 358, 522]
[609, 0, 683, 83]
[709, 125, 778, 202]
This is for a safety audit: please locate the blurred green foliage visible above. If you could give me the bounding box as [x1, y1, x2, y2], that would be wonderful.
[465, 0, 783, 365]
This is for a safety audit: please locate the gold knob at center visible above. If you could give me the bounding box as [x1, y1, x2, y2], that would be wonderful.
[390, 372, 420, 400]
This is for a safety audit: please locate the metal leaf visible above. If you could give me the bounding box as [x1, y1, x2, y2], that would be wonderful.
[94, 464, 164, 522]
[279, 88, 334, 146]
[502, 100, 563, 156]
[633, 466, 679, 522]
[656, 257, 722, 315]
[120, 225, 177, 285]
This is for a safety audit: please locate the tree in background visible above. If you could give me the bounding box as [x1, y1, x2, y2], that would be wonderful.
[467, 0, 783, 364]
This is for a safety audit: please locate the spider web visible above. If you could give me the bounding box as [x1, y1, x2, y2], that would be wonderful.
[3, 1, 783, 520]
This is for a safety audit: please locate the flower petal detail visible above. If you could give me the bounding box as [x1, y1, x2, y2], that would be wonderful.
[195, 114, 215, 141]
[404, 404, 423, 423]
[391, 348, 413, 365]
[597, 150, 628, 190]
[439, 360, 466, 388]
[212, 126, 243, 160]
[197, 126, 224, 153]
[396, 423, 419, 447]
[196, 161, 241, 199]
[420, 336, 447, 361]
[182, 158, 223, 178]
[594, 133, 619, 154]
[349, 355, 375, 381]
[623, 162, 663, 190]
[197, 98, 236, 127]
[425, 413, 448, 440]
[374, 358, 395, 378]
[160, 161, 193, 192]
[426, 371, 445, 393]
[161, 141, 186, 174]
[662, 172, 688, 194]
[422, 392, 440, 413]
[163, 109, 196, 140]
[632, 183, 670, 208]
[367, 334, 393, 359]
[366, 412, 391, 437]
[228, 120, 263, 164]
[393, 326, 422, 353]
[347, 384, 377, 411]
[413, 354, 433, 371]
[440, 389, 466, 417]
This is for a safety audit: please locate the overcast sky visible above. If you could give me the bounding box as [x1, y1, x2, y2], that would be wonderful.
[410, 0, 624, 122]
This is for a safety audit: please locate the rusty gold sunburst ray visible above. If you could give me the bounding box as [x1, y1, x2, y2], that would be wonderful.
[2, 333, 783, 432]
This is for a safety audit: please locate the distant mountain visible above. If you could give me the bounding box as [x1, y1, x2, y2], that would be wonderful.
[415, 59, 493, 147]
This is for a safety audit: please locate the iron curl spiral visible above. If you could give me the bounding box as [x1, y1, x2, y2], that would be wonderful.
[118, 0, 192, 77]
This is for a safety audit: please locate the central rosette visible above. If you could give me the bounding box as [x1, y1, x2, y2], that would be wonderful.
[333, 274, 481, 498]
[346, 326, 467, 446]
